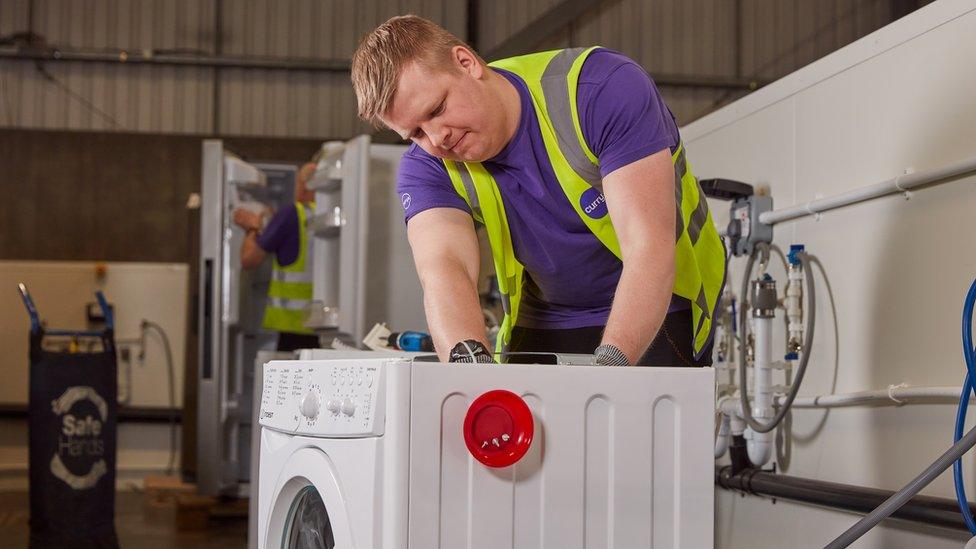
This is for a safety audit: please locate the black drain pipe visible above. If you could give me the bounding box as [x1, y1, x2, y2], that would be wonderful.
[716, 466, 975, 532]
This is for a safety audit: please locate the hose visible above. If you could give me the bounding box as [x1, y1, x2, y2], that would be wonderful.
[954, 279, 976, 534]
[141, 320, 178, 475]
[954, 373, 976, 533]
[827, 279, 976, 546]
[737, 243, 817, 433]
[825, 422, 976, 548]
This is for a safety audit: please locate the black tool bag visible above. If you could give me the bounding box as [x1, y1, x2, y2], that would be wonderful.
[29, 328, 119, 549]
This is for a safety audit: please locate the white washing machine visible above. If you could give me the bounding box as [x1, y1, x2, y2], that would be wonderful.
[257, 356, 714, 548]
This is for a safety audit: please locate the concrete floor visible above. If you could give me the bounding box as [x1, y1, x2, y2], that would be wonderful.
[0, 491, 248, 548]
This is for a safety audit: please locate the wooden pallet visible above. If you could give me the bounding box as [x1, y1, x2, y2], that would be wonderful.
[143, 475, 248, 531]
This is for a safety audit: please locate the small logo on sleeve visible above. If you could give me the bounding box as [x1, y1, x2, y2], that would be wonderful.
[401, 193, 412, 211]
[580, 188, 608, 219]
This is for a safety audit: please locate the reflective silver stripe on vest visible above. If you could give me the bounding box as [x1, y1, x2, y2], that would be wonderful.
[455, 162, 483, 221]
[686, 184, 711, 245]
[268, 297, 312, 311]
[695, 287, 710, 320]
[540, 48, 603, 188]
[272, 270, 312, 283]
[674, 148, 686, 242]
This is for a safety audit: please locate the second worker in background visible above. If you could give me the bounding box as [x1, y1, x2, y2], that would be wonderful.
[233, 162, 320, 352]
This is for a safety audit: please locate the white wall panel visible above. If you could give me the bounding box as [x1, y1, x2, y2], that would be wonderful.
[684, 1, 976, 546]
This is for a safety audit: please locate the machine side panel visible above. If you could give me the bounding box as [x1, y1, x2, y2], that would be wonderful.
[407, 363, 715, 549]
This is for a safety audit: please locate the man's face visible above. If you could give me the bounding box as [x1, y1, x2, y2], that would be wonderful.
[381, 49, 510, 163]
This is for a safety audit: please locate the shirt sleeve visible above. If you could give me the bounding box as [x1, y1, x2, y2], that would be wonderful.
[256, 204, 295, 254]
[397, 143, 471, 224]
[577, 49, 680, 178]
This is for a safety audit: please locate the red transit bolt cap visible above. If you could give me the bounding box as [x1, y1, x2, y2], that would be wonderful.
[463, 390, 534, 468]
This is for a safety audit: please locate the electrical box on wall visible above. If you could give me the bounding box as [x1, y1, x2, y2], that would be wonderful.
[727, 195, 773, 257]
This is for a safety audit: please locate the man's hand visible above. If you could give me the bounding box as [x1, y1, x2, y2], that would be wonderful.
[600, 148, 677, 365]
[233, 208, 263, 231]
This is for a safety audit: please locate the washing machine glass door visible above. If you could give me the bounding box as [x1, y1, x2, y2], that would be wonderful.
[284, 485, 335, 549]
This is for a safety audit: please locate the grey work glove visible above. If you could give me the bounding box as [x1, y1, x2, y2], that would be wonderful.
[594, 344, 630, 366]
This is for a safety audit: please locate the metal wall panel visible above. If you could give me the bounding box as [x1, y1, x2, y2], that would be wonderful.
[476, 0, 911, 124]
[0, 0, 923, 137]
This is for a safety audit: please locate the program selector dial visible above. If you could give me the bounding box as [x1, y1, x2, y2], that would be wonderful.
[299, 391, 320, 419]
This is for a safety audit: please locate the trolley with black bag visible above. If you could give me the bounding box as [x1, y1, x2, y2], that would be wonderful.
[18, 283, 119, 549]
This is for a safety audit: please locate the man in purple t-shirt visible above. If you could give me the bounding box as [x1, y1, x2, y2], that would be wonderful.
[350, 16, 714, 367]
[233, 162, 320, 352]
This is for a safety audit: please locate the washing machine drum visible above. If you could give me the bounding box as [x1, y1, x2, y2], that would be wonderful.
[283, 485, 335, 548]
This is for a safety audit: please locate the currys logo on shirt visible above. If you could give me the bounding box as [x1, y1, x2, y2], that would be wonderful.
[580, 187, 608, 219]
[401, 193, 412, 211]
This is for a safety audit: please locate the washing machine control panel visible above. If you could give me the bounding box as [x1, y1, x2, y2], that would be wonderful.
[259, 359, 387, 437]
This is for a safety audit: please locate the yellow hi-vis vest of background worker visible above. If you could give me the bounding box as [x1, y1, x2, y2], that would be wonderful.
[442, 47, 727, 357]
[262, 202, 315, 335]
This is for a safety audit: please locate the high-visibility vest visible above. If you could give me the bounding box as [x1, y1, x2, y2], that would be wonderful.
[262, 202, 315, 335]
[442, 47, 726, 357]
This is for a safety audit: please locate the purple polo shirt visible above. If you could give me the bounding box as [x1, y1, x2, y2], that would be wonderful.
[397, 49, 685, 329]
[257, 204, 301, 266]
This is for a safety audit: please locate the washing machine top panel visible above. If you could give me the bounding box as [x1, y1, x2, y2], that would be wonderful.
[260, 358, 397, 437]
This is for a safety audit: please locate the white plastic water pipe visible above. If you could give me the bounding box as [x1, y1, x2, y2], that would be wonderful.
[719, 386, 964, 419]
[745, 315, 774, 466]
[715, 413, 731, 458]
[779, 386, 963, 408]
[759, 154, 976, 226]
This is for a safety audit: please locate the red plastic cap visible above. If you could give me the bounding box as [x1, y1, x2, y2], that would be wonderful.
[463, 390, 534, 468]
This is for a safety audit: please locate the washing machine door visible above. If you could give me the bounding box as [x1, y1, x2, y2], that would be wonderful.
[266, 448, 355, 548]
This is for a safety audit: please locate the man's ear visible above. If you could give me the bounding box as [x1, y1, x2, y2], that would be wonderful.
[452, 45, 484, 79]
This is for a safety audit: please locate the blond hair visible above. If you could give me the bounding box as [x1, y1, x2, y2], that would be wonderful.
[351, 15, 482, 127]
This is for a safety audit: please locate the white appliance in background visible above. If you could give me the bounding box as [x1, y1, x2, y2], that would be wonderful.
[198, 140, 298, 496]
[257, 355, 714, 548]
[305, 136, 427, 345]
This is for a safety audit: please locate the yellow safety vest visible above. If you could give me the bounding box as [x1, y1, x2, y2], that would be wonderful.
[262, 202, 315, 335]
[442, 47, 726, 357]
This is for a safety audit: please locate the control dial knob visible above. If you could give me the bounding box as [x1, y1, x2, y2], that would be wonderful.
[299, 391, 320, 419]
[326, 400, 341, 415]
[340, 398, 357, 417]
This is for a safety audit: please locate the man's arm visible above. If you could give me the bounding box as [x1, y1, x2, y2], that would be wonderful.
[407, 207, 488, 361]
[600, 148, 676, 364]
[240, 231, 267, 269]
[233, 208, 268, 269]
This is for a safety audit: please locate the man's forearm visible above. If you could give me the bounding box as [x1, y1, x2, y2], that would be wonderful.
[601, 249, 674, 364]
[240, 231, 266, 269]
[420, 262, 489, 361]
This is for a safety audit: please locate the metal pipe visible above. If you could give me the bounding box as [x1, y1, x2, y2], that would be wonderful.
[759, 154, 976, 226]
[826, 424, 976, 547]
[0, 48, 353, 71]
[716, 466, 976, 533]
[0, 49, 770, 90]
